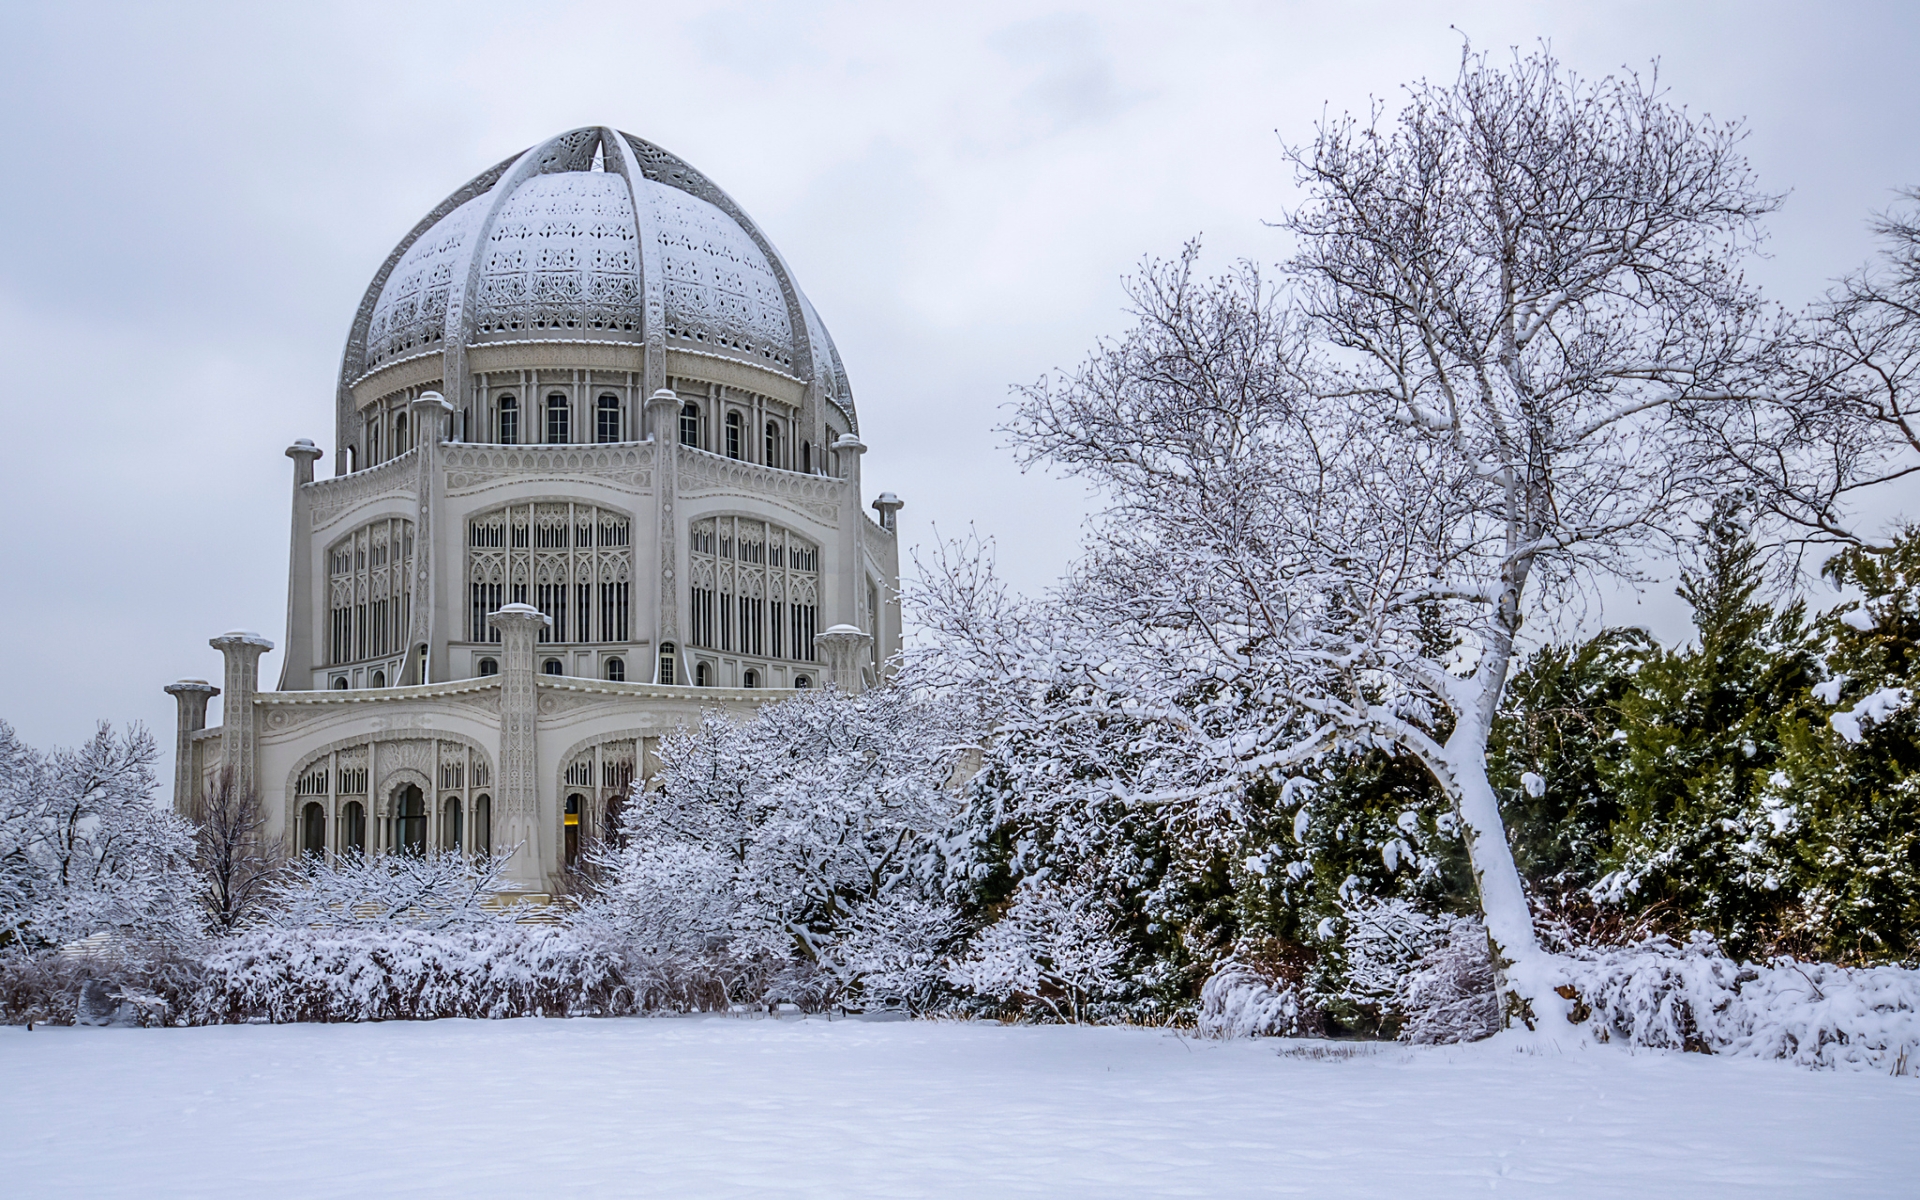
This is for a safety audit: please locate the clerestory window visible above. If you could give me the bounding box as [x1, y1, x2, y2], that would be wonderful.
[680, 403, 699, 447]
[725, 412, 742, 459]
[547, 393, 570, 444]
[498, 395, 518, 444]
[597, 394, 621, 443]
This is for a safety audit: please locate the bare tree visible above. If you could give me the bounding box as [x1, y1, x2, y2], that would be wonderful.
[1006, 45, 1778, 1032]
[1710, 192, 1920, 549]
[196, 768, 282, 933]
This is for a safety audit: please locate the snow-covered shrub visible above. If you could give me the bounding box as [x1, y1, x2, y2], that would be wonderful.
[584, 687, 969, 1011]
[190, 927, 626, 1023]
[267, 849, 516, 930]
[1397, 919, 1500, 1044]
[1561, 933, 1920, 1072]
[1197, 958, 1307, 1038]
[946, 882, 1123, 1022]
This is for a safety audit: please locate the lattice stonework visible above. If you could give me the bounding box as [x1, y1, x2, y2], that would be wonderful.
[688, 516, 818, 662]
[467, 502, 633, 645]
[328, 519, 415, 666]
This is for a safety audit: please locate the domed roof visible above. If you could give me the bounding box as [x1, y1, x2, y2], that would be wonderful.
[338, 127, 854, 431]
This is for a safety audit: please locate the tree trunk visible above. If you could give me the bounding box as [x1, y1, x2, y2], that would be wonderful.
[1442, 712, 1569, 1034]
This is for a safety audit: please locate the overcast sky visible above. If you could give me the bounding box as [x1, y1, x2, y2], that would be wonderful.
[2, 0, 1917, 760]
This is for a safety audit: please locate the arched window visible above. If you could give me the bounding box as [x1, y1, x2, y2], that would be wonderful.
[565, 793, 583, 866]
[801, 440, 811, 473]
[394, 785, 426, 855]
[394, 412, 409, 454]
[597, 394, 621, 443]
[328, 517, 415, 667]
[543, 659, 563, 676]
[473, 795, 492, 855]
[442, 796, 462, 853]
[687, 517, 818, 663]
[368, 420, 381, 463]
[725, 411, 742, 459]
[477, 657, 498, 677]
[342, 800, 367, 856]
[794, 674, 811, 689]
[680, 403, 700, 447]
[605, 657, 624, 682]
[546, 393, 570, 444]
[498, 394, 518, 444]
[300, 802, 326, 858]
[371, 669, 386, 688]
[764, 422, 780, 467]
[695, 661, 709, 687]
[332, 676, 349, 690]
[742, 669, 759, 689]
[658, 642, 676, 685]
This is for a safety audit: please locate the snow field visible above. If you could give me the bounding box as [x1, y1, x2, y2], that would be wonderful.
[3, 1018, 1916, 1198]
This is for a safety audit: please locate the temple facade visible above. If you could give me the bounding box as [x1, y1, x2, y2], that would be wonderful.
[165, 126, 901, 894]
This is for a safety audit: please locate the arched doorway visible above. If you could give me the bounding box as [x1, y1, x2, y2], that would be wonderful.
[442, 796, 463, 853]
[393, 784, 426, 855]
[300, 802, 326, 858]
[565, 793, 584, 867]
[341, 801, 367, 856]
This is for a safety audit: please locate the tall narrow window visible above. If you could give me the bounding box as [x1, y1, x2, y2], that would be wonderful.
[597, 394, 621, 443]
[395, 786, 426, 855]
[474, 795, 492, 855]
[725, 412, 742, 459]
[658, 643, 676, 686]
[394, 413, 409, 454]
[442, 797, 462, 853]
[765, 421, 780, 467]
[368, 421, 381, 463]
[547, 393, 570, 444]
[498, 395, 518, 444]
[605, 657, 624, 682]
[801, 440, 811, 473]
[680, 403, 700, 446]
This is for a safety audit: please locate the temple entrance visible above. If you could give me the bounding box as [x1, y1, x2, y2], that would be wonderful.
[394, 784, 426, 855]
[565, 793, 583, 867]
[300, 802, 326, 857]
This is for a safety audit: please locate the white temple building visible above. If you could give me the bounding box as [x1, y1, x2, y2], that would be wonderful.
[165, 126, 902, 894]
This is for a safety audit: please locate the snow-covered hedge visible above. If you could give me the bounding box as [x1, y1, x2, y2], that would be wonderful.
[189, 928, 627, 1023]
[1196, 960, 1307, 1038]
[1561, 934, 1920, 1073]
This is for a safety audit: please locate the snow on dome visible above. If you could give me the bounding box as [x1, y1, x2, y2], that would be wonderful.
[341, 126, 852, 426]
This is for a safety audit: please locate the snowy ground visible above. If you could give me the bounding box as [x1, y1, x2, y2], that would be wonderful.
[3, 1018, 1915, 1198]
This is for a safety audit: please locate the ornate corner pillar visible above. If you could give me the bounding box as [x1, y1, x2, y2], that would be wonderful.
[277, 440, 323, 691]
[814, 624, 873, 695]
[487, 602, 551, 889]
[871, 491, 904, 534]
[645, 388, 682, 683]
[833, 433, 867, 632]
[210, 632, 273, 800]
[162, 680, 220, 819]
[408, 391, 454, 685]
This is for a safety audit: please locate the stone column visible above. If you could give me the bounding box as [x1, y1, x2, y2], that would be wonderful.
[487, 602, 550, 890]
[409, 391, 453, 685]
[163, 680, 220, 819]
[814, 625, 872, 695]
[277, 440, 323, 690]
[210, 632, 273, 802]
[645, 388, 681, 683]
[833, 434, 867, 633]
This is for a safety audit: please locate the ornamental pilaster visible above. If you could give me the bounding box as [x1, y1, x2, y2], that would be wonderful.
[210, 632, 273, 802]
[487, 602, 550, 889]
[162, 680, 219, 819]
[646, 388, 682, 681]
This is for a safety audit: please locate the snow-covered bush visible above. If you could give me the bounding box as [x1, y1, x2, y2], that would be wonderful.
[584, 687, 970, 1011]
[946, 882, 1124, 1022]
[190, 927, 625, 1023]
[266, 849, 517, 931]
[1197, 958, 1308, 1038]
[1397, 919, 1500, 1044]
[1561, 934, 1920, 1072]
